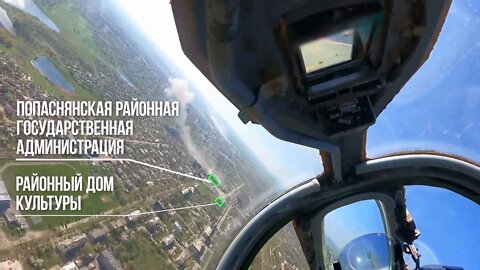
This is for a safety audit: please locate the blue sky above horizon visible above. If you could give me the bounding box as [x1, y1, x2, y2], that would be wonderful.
[405, 185, 480, 269]
[368, 0, 480, 163]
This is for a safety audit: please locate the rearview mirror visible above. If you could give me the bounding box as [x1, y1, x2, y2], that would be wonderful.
[321, 199, 393, 270]
[339, 233, 390, 270]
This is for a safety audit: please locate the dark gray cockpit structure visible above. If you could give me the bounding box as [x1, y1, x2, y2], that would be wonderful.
[172, 0, 450, 183]
[171, 1, 479, 270]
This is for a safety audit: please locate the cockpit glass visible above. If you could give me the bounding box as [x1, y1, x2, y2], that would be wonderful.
[367, 0, 480, 163]
[0, 0, 323, 269]
[403, 185, 480, 270]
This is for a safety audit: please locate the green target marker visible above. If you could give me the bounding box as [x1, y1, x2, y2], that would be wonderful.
[214, 196, 225, 208]
[207, 173, 221, 187]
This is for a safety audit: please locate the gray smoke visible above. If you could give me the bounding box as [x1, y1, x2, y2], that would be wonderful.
[164, 78, 213, 172]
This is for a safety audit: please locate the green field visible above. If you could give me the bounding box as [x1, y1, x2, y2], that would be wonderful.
[0, 1, 103, 101]
[1, 162, 118, 230]
[35, 0, 117, 72]
[0, 158, 11, 168]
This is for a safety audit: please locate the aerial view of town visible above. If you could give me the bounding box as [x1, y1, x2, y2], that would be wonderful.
[0, 0, 312, 269]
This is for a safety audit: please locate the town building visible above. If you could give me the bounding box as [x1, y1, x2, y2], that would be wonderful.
[187, 238, 205, 263]
[173, 221, 183, 233]
[87, 225, 110, 243]
[3, 208, 28, 230]
[153, 201, 165, 212]
[127, 210, 141, 222]
[97, 249, 123, 270]
[162, 234, 175, 249]
[60, 261, 80, 270]
[57, 234, 88, 260]
[108, 218, 127, 231]
[145, 217, 161, 235]
[0, 260, 22, 270]
[0, 179, 11, 212]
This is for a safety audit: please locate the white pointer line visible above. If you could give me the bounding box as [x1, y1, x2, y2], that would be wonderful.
[15, 203, 217, 217]
[15, 158, 209, 183]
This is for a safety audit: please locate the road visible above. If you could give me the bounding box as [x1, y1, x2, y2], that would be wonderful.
[214, 183, 244, 230]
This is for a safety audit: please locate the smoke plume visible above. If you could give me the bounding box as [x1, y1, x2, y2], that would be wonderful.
[165, 78, 213, 172]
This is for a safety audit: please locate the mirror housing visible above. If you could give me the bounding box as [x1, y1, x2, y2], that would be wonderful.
[172, 0, 452, 144]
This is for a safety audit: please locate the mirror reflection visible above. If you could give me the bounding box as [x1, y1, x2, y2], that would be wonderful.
[322, 199, 390, 270]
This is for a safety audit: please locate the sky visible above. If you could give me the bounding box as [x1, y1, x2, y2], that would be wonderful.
[117, 0, 479, 269]
[405, 186, 480, 269]
[367, 0, 480, 163]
